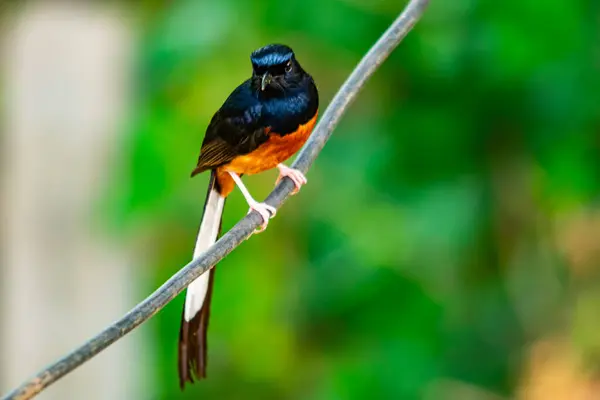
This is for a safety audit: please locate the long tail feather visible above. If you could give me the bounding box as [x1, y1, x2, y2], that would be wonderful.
[178, 170, 225, 389]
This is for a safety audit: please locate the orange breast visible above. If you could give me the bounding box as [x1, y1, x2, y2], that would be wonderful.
[222, 112, 318, 176]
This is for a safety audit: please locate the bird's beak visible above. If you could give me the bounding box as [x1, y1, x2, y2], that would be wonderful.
[261, 73, 272, 91]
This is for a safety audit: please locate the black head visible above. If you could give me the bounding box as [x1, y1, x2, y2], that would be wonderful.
[250, 44, 307, 95]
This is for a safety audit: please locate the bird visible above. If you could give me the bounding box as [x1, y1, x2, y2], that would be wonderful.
[178, 44, 319, 389]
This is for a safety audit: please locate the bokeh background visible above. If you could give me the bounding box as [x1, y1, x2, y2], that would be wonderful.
[1, 0, 599, 399]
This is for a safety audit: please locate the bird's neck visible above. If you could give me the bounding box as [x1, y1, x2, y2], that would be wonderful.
[262, 88, 316, 135]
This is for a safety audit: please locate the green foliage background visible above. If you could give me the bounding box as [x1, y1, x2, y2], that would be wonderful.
[110, 0, 600, 398]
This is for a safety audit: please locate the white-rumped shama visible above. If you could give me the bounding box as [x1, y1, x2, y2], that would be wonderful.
[178, 44, 319, 389]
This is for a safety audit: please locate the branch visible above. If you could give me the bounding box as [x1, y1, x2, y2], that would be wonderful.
[2, 1, 430, 399]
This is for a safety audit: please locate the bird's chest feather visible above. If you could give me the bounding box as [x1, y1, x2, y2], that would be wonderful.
[224, 111, 317, 175]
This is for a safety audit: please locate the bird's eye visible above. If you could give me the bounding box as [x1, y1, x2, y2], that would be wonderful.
[285, 62, 292, 73]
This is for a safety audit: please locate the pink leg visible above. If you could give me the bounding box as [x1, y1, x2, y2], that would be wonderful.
[228, 172, 276, 232]
[276, 164, 307, 195]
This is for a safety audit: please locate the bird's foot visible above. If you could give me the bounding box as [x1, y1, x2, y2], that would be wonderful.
[247, 200, 277, 233]
[276, 164, 307, 195]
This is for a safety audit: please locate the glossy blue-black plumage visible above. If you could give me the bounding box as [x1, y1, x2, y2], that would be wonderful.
[218, 79, 317, 134]
[250, 44, 293, 70]
[192, 44, 318, 175]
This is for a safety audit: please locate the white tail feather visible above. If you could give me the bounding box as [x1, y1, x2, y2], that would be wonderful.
[184, 187, 225, 321]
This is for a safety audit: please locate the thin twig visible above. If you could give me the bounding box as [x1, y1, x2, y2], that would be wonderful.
[2, 1, 430, 398]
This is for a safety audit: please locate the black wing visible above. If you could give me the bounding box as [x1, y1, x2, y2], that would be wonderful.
[191, 81, 270, 176]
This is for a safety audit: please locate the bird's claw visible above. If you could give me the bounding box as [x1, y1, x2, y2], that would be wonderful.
[276, 164, 307, 195]
[247, 201, 276, 233]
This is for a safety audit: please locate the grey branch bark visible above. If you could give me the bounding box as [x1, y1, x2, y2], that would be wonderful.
[2, 1, 430, 399]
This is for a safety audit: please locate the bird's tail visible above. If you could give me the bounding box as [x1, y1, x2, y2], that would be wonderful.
[178, 170, 225, 389]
